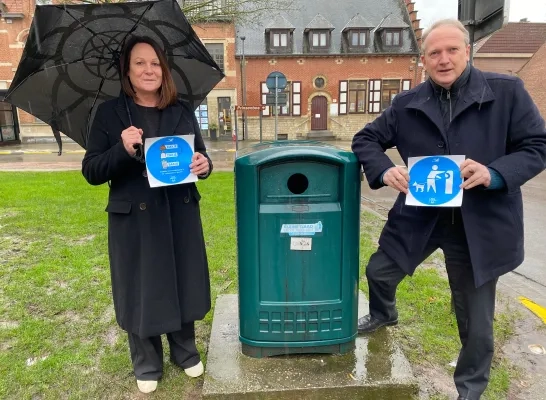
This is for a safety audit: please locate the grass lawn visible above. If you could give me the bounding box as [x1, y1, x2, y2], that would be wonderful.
[0, 171, 516, 399]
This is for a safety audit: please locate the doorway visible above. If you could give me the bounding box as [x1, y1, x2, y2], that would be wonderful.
[311, 96, 327, 130]
[217, 97, 232, 138]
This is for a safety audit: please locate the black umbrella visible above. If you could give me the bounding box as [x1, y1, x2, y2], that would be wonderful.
[3, 0, 224, 149]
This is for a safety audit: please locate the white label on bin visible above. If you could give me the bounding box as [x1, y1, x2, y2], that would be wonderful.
[281, 221, 322, 236]
[291, 237, 312, 251]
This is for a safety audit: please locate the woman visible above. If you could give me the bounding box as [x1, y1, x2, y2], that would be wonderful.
[82, 36, 212, 394]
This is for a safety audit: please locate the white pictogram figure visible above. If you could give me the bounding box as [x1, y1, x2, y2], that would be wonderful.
[444, 170, 454, 194]
[413, 182, 425, 192]
[427, 165, 445, 193]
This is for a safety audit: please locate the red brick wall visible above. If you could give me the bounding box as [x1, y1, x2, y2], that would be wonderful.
[518, 43, 546, 119]
[192, 22, 237, 90]
[474, 57, 530, 76]
[1, 0, 35, 123]
[241, 55, 421, 115]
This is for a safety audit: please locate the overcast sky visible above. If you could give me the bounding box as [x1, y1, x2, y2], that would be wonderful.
[413, 0, 546, 29]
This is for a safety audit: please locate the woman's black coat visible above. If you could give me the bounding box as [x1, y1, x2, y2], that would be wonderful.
[82, 95, 212, 338]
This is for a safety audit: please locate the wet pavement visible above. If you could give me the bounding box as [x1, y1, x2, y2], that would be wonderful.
[203, 293, 418, 399]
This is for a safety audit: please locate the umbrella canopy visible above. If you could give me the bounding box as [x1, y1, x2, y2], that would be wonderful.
[4, 0, 224, 149]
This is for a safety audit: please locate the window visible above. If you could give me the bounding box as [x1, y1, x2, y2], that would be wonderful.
[350, 30, 367, 47]
[338, 81, 348, 115]
[381, 80, 401, 110]
[348, 81, 367, 113]
[261, 82, 270, 117]
[277, 83, 291, 116]
[261, 81, 298, 117]
[272, 32, 288, 48]
[384, 30, 401, 47]
[292, 81, 301, 116]
[310, 30, 329, 49]
[368, 80, 382, 114]
[205, 43, 224, 72]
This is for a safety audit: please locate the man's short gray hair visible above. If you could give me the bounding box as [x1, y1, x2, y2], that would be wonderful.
[421, 19, 470, 53]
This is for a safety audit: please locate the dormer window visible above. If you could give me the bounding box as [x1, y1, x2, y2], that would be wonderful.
[310, 30, 329, 48]
[384, 29, 402, 47]
[271, 30, 289, 48]
[349, 29, 368, 47]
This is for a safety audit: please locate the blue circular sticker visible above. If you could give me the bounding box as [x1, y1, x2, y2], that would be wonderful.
[146, 137, 193, 185]
[409, 156, 462, 206]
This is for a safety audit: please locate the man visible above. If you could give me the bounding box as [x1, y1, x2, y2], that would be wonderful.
[351, 19, 546, 400]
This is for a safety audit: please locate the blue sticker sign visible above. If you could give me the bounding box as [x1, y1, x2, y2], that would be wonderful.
[144, 135, 197, 188]
[281, 221, 323, 236]
[406, 155, 465, 207]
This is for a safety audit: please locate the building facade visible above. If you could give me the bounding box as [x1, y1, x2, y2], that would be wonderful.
[234, 0, 424, 141]
[518, 42, 546, 119]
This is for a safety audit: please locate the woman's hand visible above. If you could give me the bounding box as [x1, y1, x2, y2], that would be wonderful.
[190, 152, 210, 176]
[121, 126, 143, 156]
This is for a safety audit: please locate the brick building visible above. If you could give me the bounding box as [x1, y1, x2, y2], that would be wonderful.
[473, 22, 546, 76]
[234, 0, 424, 141]
[0, 0, 33, 144]
[192, 22, 238, 140]
[0, 0, 238, 144]
[518, 42, 546, 119]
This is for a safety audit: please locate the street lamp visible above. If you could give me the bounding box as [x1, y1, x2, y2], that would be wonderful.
[240, 36, 247, 140]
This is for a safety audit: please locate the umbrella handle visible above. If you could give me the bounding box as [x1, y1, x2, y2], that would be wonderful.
[124, 92, 145, 163]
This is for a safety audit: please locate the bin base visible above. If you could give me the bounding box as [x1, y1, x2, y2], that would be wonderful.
[241, 339, 355, 358]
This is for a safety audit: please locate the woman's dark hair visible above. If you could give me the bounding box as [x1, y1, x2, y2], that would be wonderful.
[120, 36, 177, 109]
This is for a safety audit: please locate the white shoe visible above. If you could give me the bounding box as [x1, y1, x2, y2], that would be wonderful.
[184, 361, 204, 378]
[137, 380, 158, 393]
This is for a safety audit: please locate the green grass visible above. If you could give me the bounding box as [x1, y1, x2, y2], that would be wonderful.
[0, 171, 236, 399]
[0, 172, 519, 399]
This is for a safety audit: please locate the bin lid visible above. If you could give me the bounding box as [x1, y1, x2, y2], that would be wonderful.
[235, 140, 356, 166]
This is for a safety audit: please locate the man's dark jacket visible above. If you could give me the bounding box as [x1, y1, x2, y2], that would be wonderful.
[352, 66, 546, 287]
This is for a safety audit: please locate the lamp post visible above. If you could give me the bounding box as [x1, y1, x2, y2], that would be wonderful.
[240, 36, 247, 140]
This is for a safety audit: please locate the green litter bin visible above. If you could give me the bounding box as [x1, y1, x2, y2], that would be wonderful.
[234, 141, 361, 358]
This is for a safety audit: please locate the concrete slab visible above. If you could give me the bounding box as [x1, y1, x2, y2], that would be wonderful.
[203, 292, 418, 399]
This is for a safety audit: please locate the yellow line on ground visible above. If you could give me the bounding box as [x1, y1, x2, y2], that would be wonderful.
[518, 296, 546, 324]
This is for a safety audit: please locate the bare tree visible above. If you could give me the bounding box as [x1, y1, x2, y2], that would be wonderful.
[181, 0, 296, 25]
[66, 0, 297, 25]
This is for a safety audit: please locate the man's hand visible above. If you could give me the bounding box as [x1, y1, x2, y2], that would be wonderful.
[460, 159, 491, 189]
[383, 166, 410, 194]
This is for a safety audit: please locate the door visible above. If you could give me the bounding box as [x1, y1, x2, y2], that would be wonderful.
[311, 96, 327, 131]
[217, 97, 231, 137]
[0, 101, 18, 143]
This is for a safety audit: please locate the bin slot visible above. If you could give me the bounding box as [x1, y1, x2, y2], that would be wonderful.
[260, 161, 339, 204]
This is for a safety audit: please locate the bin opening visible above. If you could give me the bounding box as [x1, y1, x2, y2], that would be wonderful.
[287, 173, 309, 194]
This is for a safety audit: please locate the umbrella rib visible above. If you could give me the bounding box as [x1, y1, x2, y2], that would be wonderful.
[61, 6, 115, 53]
[6, 56, 113, 98]
[85, 75, 108, 144]
[117, 3, 155, 54]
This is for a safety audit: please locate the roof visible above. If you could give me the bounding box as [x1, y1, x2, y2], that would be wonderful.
[235, 0, 418, 56]
[265, 15, 296, 31]
[304, 14, 335, 32]
[342, 13, 376, 31]
[376, 14, 409, 29]
[476, 22, 546, 54]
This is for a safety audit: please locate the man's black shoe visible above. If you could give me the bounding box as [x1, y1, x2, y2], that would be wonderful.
[357, 314, 398, 333]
